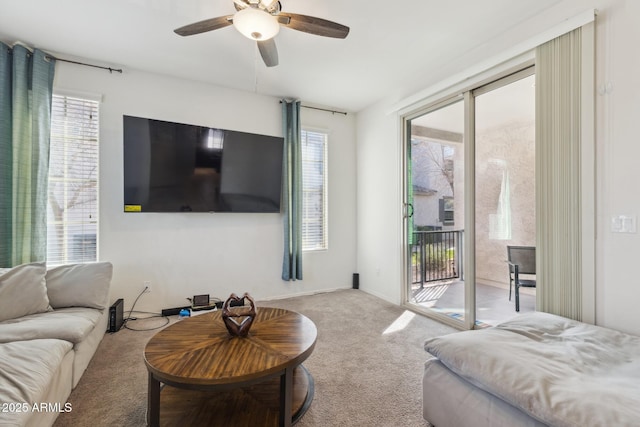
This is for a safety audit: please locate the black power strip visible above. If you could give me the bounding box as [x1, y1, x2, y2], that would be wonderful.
[162, 299, 244, 317]
[161, 301, 228, 316]
[161, 306, 191, 316]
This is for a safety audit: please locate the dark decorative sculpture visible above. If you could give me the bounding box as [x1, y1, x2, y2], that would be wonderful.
[221, 292, 256, 337]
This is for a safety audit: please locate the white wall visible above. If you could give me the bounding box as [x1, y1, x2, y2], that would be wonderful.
[356, 0, 640, 335]
[53, 66, 357, 313]
[595, 0, 640, 334]
[356, 102, 402, 303]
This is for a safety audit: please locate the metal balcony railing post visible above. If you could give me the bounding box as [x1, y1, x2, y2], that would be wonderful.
[420, 232, 426, 288]
[459, 230, 464, 281]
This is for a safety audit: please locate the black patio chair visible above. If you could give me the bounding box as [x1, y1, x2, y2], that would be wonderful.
[507, 245, 536, 312]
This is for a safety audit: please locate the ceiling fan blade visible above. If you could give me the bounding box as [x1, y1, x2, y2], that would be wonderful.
[260, 0, 280, 12]
[257, 39, 279, 67]
[174, 16, 233, 36]
[233, 0, 249, 12]
[278, 13, 349, 39]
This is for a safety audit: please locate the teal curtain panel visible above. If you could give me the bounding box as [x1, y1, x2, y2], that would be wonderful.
[0, 43, 56, 267]
[281, 100, 303, 281]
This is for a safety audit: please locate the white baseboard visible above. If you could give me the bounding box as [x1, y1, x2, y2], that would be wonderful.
[257, 287, 351, 302]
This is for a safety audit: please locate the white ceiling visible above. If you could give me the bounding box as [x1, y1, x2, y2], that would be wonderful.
[1, 0, 562, 112]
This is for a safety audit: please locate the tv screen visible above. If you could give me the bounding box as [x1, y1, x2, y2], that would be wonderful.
[123, 115, 284, 213]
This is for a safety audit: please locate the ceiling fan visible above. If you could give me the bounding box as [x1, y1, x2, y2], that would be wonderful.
[174, 0, 349, 67]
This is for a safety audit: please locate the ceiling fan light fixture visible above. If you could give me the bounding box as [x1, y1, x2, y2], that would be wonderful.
[233, 7, 280, 41]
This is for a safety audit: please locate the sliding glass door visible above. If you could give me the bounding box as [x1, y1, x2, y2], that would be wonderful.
[473, 71, 536, 326]
[404, 67, 535, 329]
[405, 99, 466, 326]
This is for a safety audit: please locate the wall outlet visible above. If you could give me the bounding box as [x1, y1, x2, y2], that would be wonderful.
[143, 281, 151, 293]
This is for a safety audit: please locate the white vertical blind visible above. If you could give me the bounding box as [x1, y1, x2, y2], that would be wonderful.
[301, 129, 327, 251]
[46, 95, 99, 265]
[535, 23, 594, 321]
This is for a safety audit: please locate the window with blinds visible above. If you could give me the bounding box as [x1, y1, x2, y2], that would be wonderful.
[301, 129, 327, 251]
[46, 95, 99, 265]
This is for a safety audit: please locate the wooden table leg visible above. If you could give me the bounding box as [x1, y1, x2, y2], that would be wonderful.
[148, 372, 161, 427]
[279, 366, 294, 427]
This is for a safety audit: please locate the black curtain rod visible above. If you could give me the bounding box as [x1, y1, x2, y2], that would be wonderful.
[5, 45, 122, 73]
[303, 104, 348, 116]
[280, 100, 347, 116]
[45, 55, 123, 74]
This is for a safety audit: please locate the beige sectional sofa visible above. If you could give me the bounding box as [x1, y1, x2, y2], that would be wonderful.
[0, 261, 113, 427]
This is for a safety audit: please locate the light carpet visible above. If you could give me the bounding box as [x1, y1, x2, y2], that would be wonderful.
[53, 289, 457, 427]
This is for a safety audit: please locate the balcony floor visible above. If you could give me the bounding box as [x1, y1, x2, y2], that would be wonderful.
[411, 280, 535, 327]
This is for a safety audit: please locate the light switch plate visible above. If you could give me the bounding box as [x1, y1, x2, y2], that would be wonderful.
[611, 215, 637, 233]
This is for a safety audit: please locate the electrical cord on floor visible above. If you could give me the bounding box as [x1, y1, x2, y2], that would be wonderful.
[126, 310, 162, 319]
[123, 288, 170, 331]
[124, 286, 146, 324]
[124, 315, 169, 331]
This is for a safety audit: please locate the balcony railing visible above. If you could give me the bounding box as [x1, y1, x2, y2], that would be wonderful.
[411, 230, 464, 286]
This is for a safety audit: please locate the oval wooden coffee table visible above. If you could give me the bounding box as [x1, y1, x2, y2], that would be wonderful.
[144, 307, 317, 427]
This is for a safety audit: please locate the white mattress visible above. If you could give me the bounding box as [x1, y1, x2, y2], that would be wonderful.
[423, 357, 546, 427]
[423, 312, 640, 427]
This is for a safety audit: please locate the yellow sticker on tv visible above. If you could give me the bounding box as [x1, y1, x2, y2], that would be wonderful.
[124, 205, 142, 212]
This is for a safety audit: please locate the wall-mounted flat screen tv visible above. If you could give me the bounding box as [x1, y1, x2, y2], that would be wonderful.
[123, 115, 283, 213]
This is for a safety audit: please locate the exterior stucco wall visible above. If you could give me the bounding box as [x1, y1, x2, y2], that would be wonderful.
[475, 120, 535, 286]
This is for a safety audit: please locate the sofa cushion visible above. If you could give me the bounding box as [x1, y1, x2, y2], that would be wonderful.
[46, 262, 113, 309]
[0, 339, 73, 426]
[0, 307, 103, 345]
[0, 262, 50, 323]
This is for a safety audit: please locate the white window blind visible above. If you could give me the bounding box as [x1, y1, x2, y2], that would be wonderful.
[46, 95, 99, 265]
[301, 130, 327, 251]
